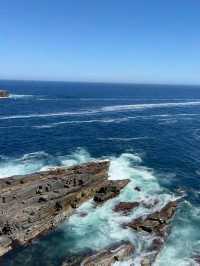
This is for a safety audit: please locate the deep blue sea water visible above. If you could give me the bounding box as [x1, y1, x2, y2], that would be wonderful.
[0, 80, 200, 266]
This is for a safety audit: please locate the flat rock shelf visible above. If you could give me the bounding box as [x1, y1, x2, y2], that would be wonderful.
[0, 160, 130, 257]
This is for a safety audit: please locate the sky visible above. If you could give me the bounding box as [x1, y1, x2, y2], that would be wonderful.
[0, 0, 200, 84]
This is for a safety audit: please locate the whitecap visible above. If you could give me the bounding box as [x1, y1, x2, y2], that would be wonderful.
[0, 148, 93, 178]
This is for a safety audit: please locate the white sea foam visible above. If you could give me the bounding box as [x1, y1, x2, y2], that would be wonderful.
[60, 151, 174, 259]
[158, 118, 178, 125]
[1, 100, 200, 121]
[0, 148, 92, 178]
[0, 151, 62, 178]
[98, 137, 149, 141]
[9, 94, 34, 99]
[32, 118, 128, 129]
[0, 111, 98, 120]
[101, 101, 200, 112]
[0, 125, 28, 129]
[0, 148, 198, 265]
[154, 201, 200, 266]
[59, 151, 197, 265]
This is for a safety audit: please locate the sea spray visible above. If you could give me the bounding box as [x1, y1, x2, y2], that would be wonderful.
[0, 148, 199, 265]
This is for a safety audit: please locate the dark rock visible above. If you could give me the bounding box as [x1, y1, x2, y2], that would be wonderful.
[93, 180, 129, 204]
[135, 186, 141, 192]
[38, 195, 48, 203]
[113, 202, 139, 215]
[0, 90, 9, 98]
[192, 254, 200, 265]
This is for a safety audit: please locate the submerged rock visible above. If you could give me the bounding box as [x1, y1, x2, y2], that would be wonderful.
[0, 160, 129, 257]
[62, 242, 134, 266]
[113, 202, 139, 215]
[0, 90, 9, 98]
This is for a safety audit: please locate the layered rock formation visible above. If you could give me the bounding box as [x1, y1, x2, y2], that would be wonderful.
[62, 242, 135, 266]
[0, 160, 129, 257]
[126, 201, 177, 236]
[126, 200, 177, 265]
[0, 158, 178, 266]
[61, 200, 177, 266]
[0, 90, 9, 98]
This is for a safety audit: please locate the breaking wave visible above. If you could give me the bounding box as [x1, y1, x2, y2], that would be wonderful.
[0, 148, 92, 178]
[0, 148, 198, 265]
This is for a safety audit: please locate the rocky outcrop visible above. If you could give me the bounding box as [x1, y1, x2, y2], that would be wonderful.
[113, 202, 139, 215]
[0, 90, 9, 98]
[0, 160, 129, 257]
[61, 201, 177, 266]
[126, 201, 177, 236]
[62, 242, 135, 266]
[125, 200, 177, 265]
[93, 180, 129, 204]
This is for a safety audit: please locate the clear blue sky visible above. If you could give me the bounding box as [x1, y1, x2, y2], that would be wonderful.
[0, 0, 200, 84]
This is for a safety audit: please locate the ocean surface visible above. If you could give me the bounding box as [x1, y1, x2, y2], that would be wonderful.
[0, 80, 200, 266]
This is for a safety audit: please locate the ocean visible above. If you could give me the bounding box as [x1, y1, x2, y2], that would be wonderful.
[0, 80, 200, 265]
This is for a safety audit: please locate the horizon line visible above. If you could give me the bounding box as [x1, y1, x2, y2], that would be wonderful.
[0, 78, 200, 87]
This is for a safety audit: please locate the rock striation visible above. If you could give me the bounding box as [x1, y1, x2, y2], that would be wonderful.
[62, 242, 135, 266]
[0, 90, 9, 98]
[0, 160, 129, 257]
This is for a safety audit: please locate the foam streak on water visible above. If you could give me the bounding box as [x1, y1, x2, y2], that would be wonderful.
[1, 101, 200, 122]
